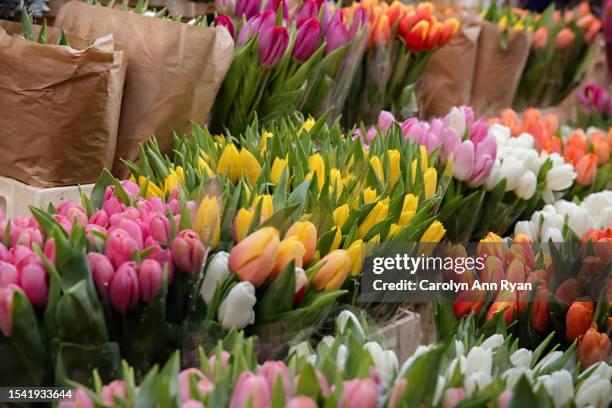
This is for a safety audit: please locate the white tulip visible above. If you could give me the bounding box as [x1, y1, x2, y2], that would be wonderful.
[289, 341, 314, 358]
[488, 124, 511, 145]
[217, 281, 256, 330]
[321, 336, 335, 348]
[534, 351, 563, 371]
[399, 345, 433, 376]
[336, 310, 364, 337]
[567, 207, 592, 238]
[464, 371, 492, 396]
[539, 370, 574, 408]
[503, 367, 532, 389]
[539, 211, 564, 236]
[446, 356, 465, 381]
[433, 375, 446, 406]
[546, 164, 576, 192]
[514, 221, 536, 240]
[200, 251, 230, 305]
[601, 207, 612, 230]
[446, 107, 466, 137]
[575, 375, 612, 408]
[455, 340, 465, 357]
[510, 133, 535, 149]
[516, 171, 537, 199]
[485, 164, 502, 191]
[579, 362, 612, 381]
[500, 158, 525, 191]
[481, 334, 504, 350]
[510, 349, 532, 368]
[464, 346, 492, 376]
[364, 342, 398, 381]
[542, 227, 563, 243]
[336, 344, 347, 370]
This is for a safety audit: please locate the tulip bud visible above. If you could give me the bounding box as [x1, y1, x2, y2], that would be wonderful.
[58, 389, 94, 408]
[578, 324, 611, 369]
[566, 300, 594, 341]
[215, 14, 235, 38]
[555, 278, 581, 303]
[259, 26, 290, 67]
[575, 153, 598, 185]
[452, 140, 475, 181]
[286, 396, 317, 408]
[555, 27, 575, 50]
[228, 227, 280, 287]
[423, 167, 437, 199]
[109, 262, 140, 313]
[171, 230, 207, 276]
[531, 285, 550, 332]
[254, 194, 274, 222]
[346, 239, 364, 277]
[437, 18, 459, 46]
[453, 290, 485, 318]
[105, 229, 140, 268]
[272, 237, 305, 278]
[296, 0, 318, 24]
[19, 263, 48, 308]
[0, 284, 22, 336]
[101, 380, 128, 406]
[293, 19, 321, 61]
[338, 379, 378, 408]
[88, 253, 114, 297]
[371, 14, 391, 47]
[139, 259, 163, 302]
[235, 0, 261, 18]
[480, 256, 505, 288]
[201, 251, 230, 305]
[230, 372, 270, 408]
[358, 200, 389, 239]
[533, 27, 548, 49]
[178, 368, 214, 402]
[270, 156, 288, 184]
[486, 291, 516, 325]
[195, 196, 221, 250]
[404, 20, 429, 52]
[326, 20, 349, 54]
[148, 214, 170, 245]
[0, 261, 19, 288]
[232, 208, 255, 242]
[239, 148, 262, 186]
[208, 351, 230, 378]
[217, 143, 242, 182]
[506, 258, 526, 284]
[259, 361, 292, 395]
[285, 221, 317, 266]
[420, 220, 446, 243]
[306, 153, 325, 190]
[312, 249, 351, 291]
[442, 388, 466, 408]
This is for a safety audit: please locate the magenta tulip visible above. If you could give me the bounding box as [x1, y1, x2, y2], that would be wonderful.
[230, 372, 270, 408]
[259, 360, 292, 395]
[139, 259, 163, 301]
[400, 117, 418, 136]
[57, 202, 88, 227]
[10, 246, 38, 271]
[377, 111, 395, 134]
[109, 262, 140, 313]
[452, 140, 475, 181]
[467, 154, 494, 188]
[348, 6, 366, 38]
[293, 19, 321, 61]
[296, 0, 318, 24]
[86, 224, 107, 248]
[9, 225, 43, 248]
[215, 14, 236, 39]
[105, 229, 140, 268]
[325, 20, 348, 54]
[101, 380, 128, 405]
[238, 11, 276, 46]
[286, 396, 317, 408]
[0, 284, 21, 336]
[338, 378, 378, 408]
[264, 0, 287, 18]
[88, 253, 114, 297]
[19, 263, 48, 308]
[259, 26, 290, 67]
[171, 230, 207, 275]
[0, 243, 8, 262]
[235, 0, 261, 19]
[0, 261, 18, 288]
[43, 238, 56, 264]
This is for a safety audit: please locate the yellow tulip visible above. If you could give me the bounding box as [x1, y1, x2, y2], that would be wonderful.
[217, 144, 241, 183]
[138, 176, 164, 198]
[402, 194, 418, 213]
[271, 236, 306, 278]
[388, 223, 402, 237]
[174, 166, 185, 184]
[387, 149, 401, 186]
[195, 195, 221, 249]
[368, 234, 380, 244]
[228, 227, 280, 288]
[358, 200, 389, 239]
[232, 208, 254, 242]
[311, 250, 351, 291]
[270, 156, 288, 184]
[513, 21, 524, 31]
[363, 187, 377, 204]
[423, 167, 437, 199]
[329, 226, 342, 251]
[254, 194, 274, 221]
[239, 148, 261, 185]
[329, 168, 343, 198]
[197, 157, 213, 177]
[498, 15, 508, 29]
[260, 131, 273, 152]
[333, 204, 350, 229]
[285, 220, 317, 265]
[164, 170, 181, 194]
[420, 221, 446, 243]
[342, 173, 355, 187]
[419, 145, 428, 170]
[370, 156, 385, 184]
[347, 239, 364, 276]
[301, 117, 316, 132]
[399, 210, 415, 225]
[306, 153, 325, 190]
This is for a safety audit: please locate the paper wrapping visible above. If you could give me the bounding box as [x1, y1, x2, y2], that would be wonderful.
[55, 1, 234, 177]
[420, 10, 482, 119]
[470, 22, 532, 118]
[0, 20, 126, 187]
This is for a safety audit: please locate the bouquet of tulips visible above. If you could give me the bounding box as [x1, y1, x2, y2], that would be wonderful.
[342, 1, 460, 126]
[576, 84, 612, 129]
[514, 2, 602, 109]
[210, 0, 369, 134]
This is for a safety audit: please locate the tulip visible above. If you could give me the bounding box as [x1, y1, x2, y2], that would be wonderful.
[239, 148, 262, 185]
[0, 284, 22, 336]
[228, 227, 280, 287]
[217, 143, 242, 182]
[139, 259, 163, 302]
[208, 351, 230, 378]
[230, 372, 270, 408]
[338, 378, 378, 408]
[578, 324, 611, 368]
[171, 230, 207, 275]
[88, 253, 114, 297]
[404, 20, 429, 52]
[195, 195, 221, 250]
[201, 251, 230, 305]
[480, 256, 505, 287]
[264, 0, 287, 17]
[566, 301, 594, 341]
[296, 0, 318, 24]
[232, 208, 255, 242]
[358, 200, 389, 239]
[532, 286, 550, 332]
[214, 14, 235, 38]
[254, 194, 274, 221]
[377, 111, 395, 134]
[442, 388, 466, 408]
[312, 250, 351, 291]
[285, 221, 317, 266]
[362, 187, 377, 204]
[420, 221, 446, 243]
[102, 196, 125, 217]
[294, 267, 308, 306]
[533, 27, 548, 49]
[178, 368, 213, 402]
[329, 168, 343, 198]
[486, 294, 516, 325]
[371, 13, 391, 47]
[452, 140, 475, 181]
[109, 262, 140, 313]
[218, 281, 257, 330]
[0, 261, 18, 288]
[423, 167, 437, 198]
[555, 28, 575, 50]
[424, 20, 441, 50]
[149, 213, 170, 244]
[235, 0, 261, 19]
[259, 361, 292, 395]
[58, 389, 94, 408]
[347, 239, 364, 277]
[259, 26, 290, 67]
[453, 290, 485, 318]
[272, 237, 305, 278]
[326, 20, 349, 54]
[105, 229, 140, 268]
[438, 18, 460, 46]
[364, 341, 398, 381]
[286, 396, 317, 408]
[575, 374, 612, 408]
[101, 380, 128, 405]
[593, 140, 610, 164]
[556, 278, 581, 303]
[19, 263, 48, 308]
[575, 153, 598, 185]
[270, 156, 288, 184]
[293, 19, 321, 61]
[306, 153, 326, 190]
[384, 149, 401, 186]
[387, 378, 407, 408]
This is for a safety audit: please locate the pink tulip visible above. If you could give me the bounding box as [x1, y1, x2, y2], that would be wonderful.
[0, 243, 8, 261]
[110, 219, 144, 249]
[86, 224, 107, 248]
[53, 215, 73, 233]
[10, 224, 43, 248]
[259, 360, 292, 395]
[109, 208, 140, 226]
[442, 388, 466, 408]
[89, 210, 109, 227]
[388, 378, 407, 408]
[338, 378, 378, 408]
[119, 181, 140, 197]
[0, 284, 22, 336]
[497, 390, 512, 408]
[183, 400, 205, 408]
[139, 259, 163, 301]
[146, 240, 174, 283]
[238, 11, 276, 46]
[377, 111, 395, 134]
[469, 119, 489, 145]
[404, 121, 427, 145]
[149, 214, 170, 244]
[101, 380, 128, 405]
[102, 196, 125, 217]
[259, 26, 290, 67]
[9, 246, 37, 270]
[230, 372, 270, 408]
[235, 0, 261, 19]
[171, 230, 207, 275]
[326, 20, 348, 54]
[287, 396, 317, 408]
[105, 229, 140, 268]
[44, 238, 56, 264]
[293, 19, 321, 62]
[88, 253, 114, 297]
[460, 106, 474, 127]
[452, 140, 475, 181]
[58, 388, 94, 408]
[109, 262, 140, 313]
[178, 368, 214, 402]
[296, 0, 318, 24]
[215, 14, 236, 39]
[19, 263, 48, 308]
[425, 128, 441, 153]
[208, 351, 231, 378]
[400, 117, 418, 138]
[57, 202, 88, 227]
[0, 261, 19, 288]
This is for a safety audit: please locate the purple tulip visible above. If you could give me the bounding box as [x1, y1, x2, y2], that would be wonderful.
[235, 0, 261, 19]
[325, 20, 348, 54]
[215, 15, 236, 39]
[469, 119, 489, 145]
[259, 26, 289, 67]
[320, 2, 331, 34]
[578, 84, 608, 113]
[453, 140, 475, 181]
[377, 111, 395, 134]
[88, 253, 114, 297]
[440, 127, 461, 161]
[296, 0, 318, 24]
[109, 262, 140, 313]
[139, 259, 163, 302]
[264, 0, 287, 19]
[348, 6, 366, 38]
[293, 19, 321, 61]
[237, 10, 276, 46]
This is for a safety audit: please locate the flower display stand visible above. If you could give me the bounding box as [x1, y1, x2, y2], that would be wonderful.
[0, 176, 93, 219]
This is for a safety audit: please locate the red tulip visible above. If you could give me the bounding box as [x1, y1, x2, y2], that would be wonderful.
[531, 285, 550, 332]
[556, 278, 581, 303]
[215, 14, 236, 39]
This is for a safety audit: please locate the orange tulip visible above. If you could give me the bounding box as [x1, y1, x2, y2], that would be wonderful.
[578, 324, 611, 368]
[480, 256, 505, 291]
[437, 18, 459, 46]
[453, 290, 485, 318]
[576, 2, 591, 17]
[311, 250, 352, 291]
[387, 1, 406, 27]
[404, 20, 429, 52]
[531, 286, 550, 332]
[593, 140, 610, 164]
[285, 221, 317, 266]
[371, 14, 391, 47]
[555, 278, 581, 303]
[424, 20, 441, 50]
[477, 232, 506, 265]
[271, 237, 306, 278]
[575, 153, 598, 185]
[533, 27, 548, 49]
[566, 300, 594, 341]
[554, 28, 575, 50]
[506, 258, 526, 284]
[566, 129, 588, 151]
[228, 227, 280, 288]
[486, 291, 516, 325]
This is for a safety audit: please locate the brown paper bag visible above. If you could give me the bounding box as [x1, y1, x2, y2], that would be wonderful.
[0, 20, 126, 187]
[55, 1, 234, 177]
[420, 10, 482, 119]
[470, 22, 532, 118]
